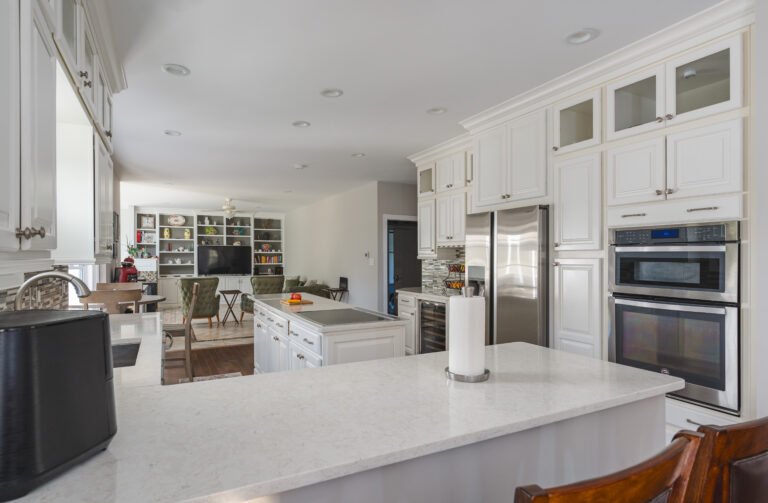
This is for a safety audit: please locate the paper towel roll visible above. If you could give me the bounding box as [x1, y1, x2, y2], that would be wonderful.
[448, 295, 486, 377]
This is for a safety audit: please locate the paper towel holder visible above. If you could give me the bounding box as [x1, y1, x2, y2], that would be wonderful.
[445, 367, 490, 382]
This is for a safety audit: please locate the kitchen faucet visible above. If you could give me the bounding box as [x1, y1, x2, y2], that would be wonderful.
[14, 271, 91, 310]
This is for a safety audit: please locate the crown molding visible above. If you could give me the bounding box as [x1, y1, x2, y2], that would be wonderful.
[407, 132, 472, 166]
[460, 0, 754, 134]
[84, 0, 127, 93]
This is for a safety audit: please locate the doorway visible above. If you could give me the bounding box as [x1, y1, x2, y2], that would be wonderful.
[387, 220, 421, 315]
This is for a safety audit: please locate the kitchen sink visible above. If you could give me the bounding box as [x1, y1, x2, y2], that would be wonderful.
[112, 341, 140, 368]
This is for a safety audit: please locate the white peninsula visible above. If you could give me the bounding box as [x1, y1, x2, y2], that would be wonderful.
[248, 293, 407, 372]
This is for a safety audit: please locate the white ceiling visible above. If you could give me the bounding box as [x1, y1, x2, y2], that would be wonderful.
[108, 0, 721, 211]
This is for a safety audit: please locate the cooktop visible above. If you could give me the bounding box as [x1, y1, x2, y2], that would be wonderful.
[295, 309, 394, 326]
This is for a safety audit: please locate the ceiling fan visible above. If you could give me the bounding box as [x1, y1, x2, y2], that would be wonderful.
[201, 198, 250, 218]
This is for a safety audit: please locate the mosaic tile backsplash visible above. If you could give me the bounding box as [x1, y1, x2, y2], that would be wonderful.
[0, 267, 70, 312]
[421, 248, 465, 292]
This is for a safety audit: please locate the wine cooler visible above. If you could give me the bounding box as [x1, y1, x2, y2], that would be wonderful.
[420, 301, 446, 353]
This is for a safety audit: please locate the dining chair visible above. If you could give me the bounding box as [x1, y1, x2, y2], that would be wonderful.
[163, 282, 198, 383]
[681, 416, 768, 503]
[514, 431, 703, 503]
[81, 289, 142, 314]
[179, 277, 220, 327]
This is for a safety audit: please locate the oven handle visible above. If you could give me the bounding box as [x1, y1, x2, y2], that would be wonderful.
[614, 245, 727, 253]
[613, 297, 728, 315]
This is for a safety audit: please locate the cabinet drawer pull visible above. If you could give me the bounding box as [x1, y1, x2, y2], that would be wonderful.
[685, 418, 703, 427]
[272, 336, 279, 341]
[267, 317, 274, 322]
[276, 322, 284, 328]
[621, 213, 647, 218]
[302, 337, 314, 345]
[687, 206, 719, 213]
[290, 330, 299, 336]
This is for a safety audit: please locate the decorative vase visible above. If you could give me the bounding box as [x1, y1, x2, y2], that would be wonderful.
[184, 228, 191, 239]
[163, 228, 170, 239]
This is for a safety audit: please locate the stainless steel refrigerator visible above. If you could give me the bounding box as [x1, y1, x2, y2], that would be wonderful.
[465, 205, 548, 346]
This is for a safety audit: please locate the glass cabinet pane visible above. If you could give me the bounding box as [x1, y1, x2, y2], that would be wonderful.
[559, 99, 593, 147]
[419, 168, 433, 194]
[614, 76, 657, 132]
[61, 0, 77, 56]
[675, 48, 730, 116]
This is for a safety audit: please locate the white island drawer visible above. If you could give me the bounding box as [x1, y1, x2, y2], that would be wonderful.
[265, 313, 288, 336]
[289, 323, 322, 355]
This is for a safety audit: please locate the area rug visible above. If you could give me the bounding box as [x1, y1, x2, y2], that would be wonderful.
[178, 371, 243, 383]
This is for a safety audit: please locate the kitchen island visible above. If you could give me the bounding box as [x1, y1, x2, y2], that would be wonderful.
[249, 293, 407, 372]
[17, 311, 684, 503]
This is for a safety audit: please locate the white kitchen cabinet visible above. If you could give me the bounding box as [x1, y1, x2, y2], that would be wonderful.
[158, 277, 180, 306]
[553, 153, 601, 251]
[607, 66, 666, 141]
[417, 199, 436, 257]
[606, 137, 667, 206]
[553, 258, 601, 359]
[398, 307, 417, 355]
[289, 341, 322, 370]
[472, 109, 548, 209]
[436, 192, 465, 246]
[0, 0, 20, 252]
[436, 152, 466, 193]
[53, 0, 79, 77]
[267, 328, 290, 373]
[508, 109, 548, 200]
[606, 34, 742, 141]
[254, 318, 267, 373]
[94, 134, 113, 257]
[472, 124, 507, 208]
[417, 163, 435, 197]
[553, 89, 600, 154]
[666, 119, 742, 200]
[76, 5, 97, 116]
[20, 0, 57, 252]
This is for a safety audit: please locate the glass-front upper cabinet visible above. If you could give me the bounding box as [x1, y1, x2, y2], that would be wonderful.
[665, 33, 742, 124]
[553, 89, 600, 155]
[418, 163, 435, 197]
[607, 66, 665, 141]
[54, 0, 79, 72]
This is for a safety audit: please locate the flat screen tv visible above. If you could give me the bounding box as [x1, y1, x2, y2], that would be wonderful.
[197, 246, 251, 275]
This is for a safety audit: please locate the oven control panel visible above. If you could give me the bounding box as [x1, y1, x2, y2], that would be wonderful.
[614, 224, 728, 244]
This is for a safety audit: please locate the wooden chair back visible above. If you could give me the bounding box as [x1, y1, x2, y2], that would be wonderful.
[682, 416, 768, 503]
[514, 431, 703, 503]
[81, 289, 142, 314]
[96, 282, 142, 291]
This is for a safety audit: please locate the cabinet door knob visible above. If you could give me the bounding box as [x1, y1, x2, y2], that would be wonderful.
[665, 113, 674, 120]
[83, 80, 92, 88]
[79, 71, 88, 78]
[15, 226, 45, 239]
[552, 146, 559, 152]
[105, 130, 112, 138]
[553, 242, 560, 248]
[655, 189, 664, 195]
[655, 116, 664, 123]
[665, 188, 676, 195]
[552, 262, 560, 267]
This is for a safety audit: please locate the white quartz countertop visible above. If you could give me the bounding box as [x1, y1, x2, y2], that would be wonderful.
[396, 286, 459, 302]
[20, 314, 684, 503]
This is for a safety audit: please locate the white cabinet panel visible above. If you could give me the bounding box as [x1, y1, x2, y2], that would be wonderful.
[666, 119, 742, 200]
[436, 153, 465, 193]
[449, 192, 466, 244]
[553, 258, 601, 359]
[606, 137, 666, 206]
[94, 135, 113, 257]
[325, 327, 404, 365]
[399, 308, 417, 355]
[553, 89, 600, 154]
[606, 66, 666, 141]
[158, 277, 179, 305]
[20, 0, 57, 251]
[417, 199, 435, 257]
[554, 153, 601, 251]
[472, 125, 506, 208]
[436, 195, 451, 245]
[0, 0, 20, 251]
[508, 109, 547, 200]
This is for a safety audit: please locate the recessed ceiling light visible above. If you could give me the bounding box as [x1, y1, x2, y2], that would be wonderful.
[293, 164, 308, 170]
[163, 129, 182, 136]
[161, 63, 191, 76]
[426, 107, 447, 115]
[565, 28, 599, 45]
[320, 88, 344, 98]
[351, 152, 366, 158]
[292, 120, 311, 128]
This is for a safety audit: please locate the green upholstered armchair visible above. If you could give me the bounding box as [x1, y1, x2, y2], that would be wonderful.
[179, 277, 220, 327]
[240, 275, 285, 321]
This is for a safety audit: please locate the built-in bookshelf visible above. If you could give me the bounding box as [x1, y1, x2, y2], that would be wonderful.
[225, 217, 251, 247]
[135, 213, 158, 258]
[158, 213, 195, 276]
[196, 214, 225, 246]
[253, 218, 283, 276]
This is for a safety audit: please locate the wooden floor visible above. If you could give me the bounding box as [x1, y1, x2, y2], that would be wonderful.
[162, 341, 255, 385]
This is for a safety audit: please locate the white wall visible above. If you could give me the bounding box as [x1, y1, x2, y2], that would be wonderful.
[285, 182, 380, 309]
[754, 6, 768, 418]
[285, 181, 417, 311]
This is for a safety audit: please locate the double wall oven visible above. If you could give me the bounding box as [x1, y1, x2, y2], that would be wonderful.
[609, 222, 740, 414]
